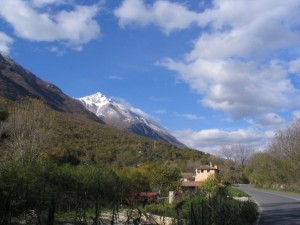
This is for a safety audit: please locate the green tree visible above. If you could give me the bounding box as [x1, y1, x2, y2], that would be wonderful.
[202, 175, 220, 197]
[150, 166, 181, 195]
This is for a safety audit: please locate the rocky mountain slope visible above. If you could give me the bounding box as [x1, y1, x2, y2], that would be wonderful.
[78, 92, 186, 148]
[0, 52, 101, 122]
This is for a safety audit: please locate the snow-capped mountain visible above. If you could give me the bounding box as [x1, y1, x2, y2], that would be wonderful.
[78, 92, 186, 148]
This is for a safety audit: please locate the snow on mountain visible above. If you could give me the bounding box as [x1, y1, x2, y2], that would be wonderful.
[78, 92, 186, 148]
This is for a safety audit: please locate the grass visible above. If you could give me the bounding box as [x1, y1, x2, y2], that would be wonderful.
[228, 187, 249, 197]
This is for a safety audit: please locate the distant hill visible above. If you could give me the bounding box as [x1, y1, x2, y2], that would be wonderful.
[0, 52, 101, 122]
[78, 92, 186, 148]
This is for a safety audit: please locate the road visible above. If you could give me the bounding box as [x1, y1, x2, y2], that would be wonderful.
[237, 184, 300, 225]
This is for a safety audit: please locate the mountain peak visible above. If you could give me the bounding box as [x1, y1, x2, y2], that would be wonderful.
[78, 92, 186, 148]
[79, 92, 112, 107]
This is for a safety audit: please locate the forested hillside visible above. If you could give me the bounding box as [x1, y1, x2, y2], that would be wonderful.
[0, 98, 210, 168]
[0, 98, 214, 224]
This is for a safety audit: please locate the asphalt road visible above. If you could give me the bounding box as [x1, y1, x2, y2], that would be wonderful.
[237, 184, 300, 225]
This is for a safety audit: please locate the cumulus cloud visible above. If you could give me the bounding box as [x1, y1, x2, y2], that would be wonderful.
[157, 0, 300, 119]
[114, 0, 200, 34]
[162, 58, 298, 119]
[113, 1, 300, 151]
[0, 0, 101, 50]
[0, 32, 13, 53]
[172, 128, 270, 153]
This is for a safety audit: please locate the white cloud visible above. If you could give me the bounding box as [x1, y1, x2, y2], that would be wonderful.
[172, 127, 270, 153]
[108, 75, 122, 80]
[112, 96, 161, 125]
[162, 58, 299, 119]
[114, 0, 300, 120]
[255, 113, 285, 127]
[114, 0, 200, 34]
[49, 46, 65, 56]
[31, 0, 65, 7]
[155, 109, 167, 114]
[292, 110, 300, 120]
[289, 59, 300, 76]
[175, 113, 202, 120]
[0, 0, 101, 50]
[155, 0, 300, 119]
[0, 32, 13, 53]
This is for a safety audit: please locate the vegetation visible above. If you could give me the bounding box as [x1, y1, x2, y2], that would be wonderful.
[144, 179, 257, 225]
[245, 119, 300, 192]
[0, 98, 210, 168]
[0, 98, 260, 224]
[0, 98, 212, 224]
[215, 144, 254, 184]
[228, 187, 249, 198]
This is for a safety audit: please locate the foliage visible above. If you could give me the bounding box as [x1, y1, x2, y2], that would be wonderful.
[150, 166, 181, 195]
[0, 98, 218, 224]
[0, 98, 210, 169]
[202, 175, 221, 197]
[216, 144, 254, 184]
[0, 159, 123, 225]
[144, 188, 258, 225]
[245, 119, 300, 191]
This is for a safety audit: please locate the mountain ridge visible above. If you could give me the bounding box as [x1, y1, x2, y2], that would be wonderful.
[78, 92, 186, 148]
[0, 52, 102, 122]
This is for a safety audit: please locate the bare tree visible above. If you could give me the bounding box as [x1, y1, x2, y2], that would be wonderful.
[218, 145, 234, 161]
[218, 144, 255, 183]
[4, 99, 55, 163]
[234, 144, 255, 167]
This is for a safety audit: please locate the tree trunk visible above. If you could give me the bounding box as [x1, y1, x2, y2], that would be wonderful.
[47, 196, 55, 225]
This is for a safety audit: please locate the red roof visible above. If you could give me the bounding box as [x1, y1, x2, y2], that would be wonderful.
[182, 181, 203, 187]
[197, 165, 219, 170]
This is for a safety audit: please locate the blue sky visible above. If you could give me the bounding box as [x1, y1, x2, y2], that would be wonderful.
[1, 0, 300, 154]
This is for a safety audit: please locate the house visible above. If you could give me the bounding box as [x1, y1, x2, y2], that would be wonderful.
[180, 163, 219, 193]
[195, 163, 219, 182]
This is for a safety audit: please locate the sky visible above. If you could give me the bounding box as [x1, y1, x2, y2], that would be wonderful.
[1, 0, 300, 154]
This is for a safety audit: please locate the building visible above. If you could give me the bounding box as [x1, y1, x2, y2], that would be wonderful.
[195, 163, 219, 182]
[180, 163, 219, 193]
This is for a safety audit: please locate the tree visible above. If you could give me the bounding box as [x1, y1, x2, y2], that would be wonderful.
[0, 110, 8, 143]
[218, 144, 254, 183]
[4, 99, 55, 163]
[202, 175, 220, 197]
[246, 119, 300, 190]
[150, 166, 181, 195]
